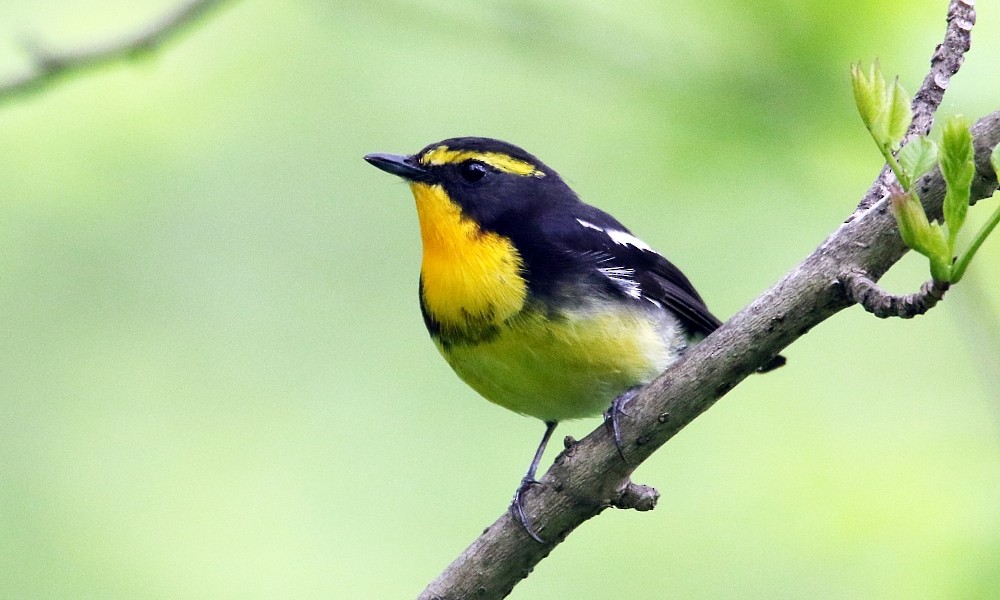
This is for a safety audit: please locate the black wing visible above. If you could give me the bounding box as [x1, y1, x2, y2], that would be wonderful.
[633, 248, 723, 337]
[502, 205, 786, 371]
[537, 207, 723, 338]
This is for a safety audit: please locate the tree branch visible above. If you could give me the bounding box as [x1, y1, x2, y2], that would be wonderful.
[419, 3, 998, 598]
[0, 0, 236, 104]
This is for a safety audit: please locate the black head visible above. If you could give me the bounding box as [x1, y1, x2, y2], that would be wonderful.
[364, 137, 579, 231]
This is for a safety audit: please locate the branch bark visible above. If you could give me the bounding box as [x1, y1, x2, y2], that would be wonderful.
[0, 0, 236, 104]
[419, 2, 998, 598]
[839, 270, 949, 318]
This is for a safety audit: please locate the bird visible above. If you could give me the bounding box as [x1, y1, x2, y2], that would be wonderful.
[364, 137, 783, 541]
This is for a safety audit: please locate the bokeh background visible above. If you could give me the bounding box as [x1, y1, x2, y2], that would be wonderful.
[2, 1, 999, 598]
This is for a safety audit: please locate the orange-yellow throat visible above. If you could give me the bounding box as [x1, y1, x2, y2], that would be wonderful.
[410, 182, 527, 336]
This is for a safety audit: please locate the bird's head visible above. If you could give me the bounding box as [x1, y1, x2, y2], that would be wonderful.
[365, 137, 576, 231]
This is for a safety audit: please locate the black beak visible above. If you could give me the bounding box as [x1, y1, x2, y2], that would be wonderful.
[364, 152, 436, 183]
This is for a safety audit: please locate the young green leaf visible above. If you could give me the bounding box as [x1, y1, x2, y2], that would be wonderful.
[951, 143, 1000, 284]
[851, 61, 890, 147]
[952, 201, 1000, 283]
[927, 240, 953, 283]
[897, 137, 938, 189]
[943, 186, 971, 249]
[850, 62, 876, 128]
[940, 115, 974, 184]
[940, 115, 974, 246]
[886, 77, 912, 148]
[891, 190, 925, 249]
[890, 191, 952, 282]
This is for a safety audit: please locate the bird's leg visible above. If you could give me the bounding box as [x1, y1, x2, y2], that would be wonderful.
[509, 420, 557, 543]
[604, 387, 641, 463]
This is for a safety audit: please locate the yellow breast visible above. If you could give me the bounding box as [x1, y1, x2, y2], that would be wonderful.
[410, 182, 527, 337]
[438, 304, 685, 421]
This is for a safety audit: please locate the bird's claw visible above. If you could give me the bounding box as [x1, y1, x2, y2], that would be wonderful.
[604, 388, 639, 464]
[510, 476, 545, 543]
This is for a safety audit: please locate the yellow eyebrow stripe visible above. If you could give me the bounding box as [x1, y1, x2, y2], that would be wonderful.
[418, 146, 545, 178]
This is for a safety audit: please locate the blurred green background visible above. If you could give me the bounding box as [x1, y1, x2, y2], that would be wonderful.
[2, 1, 999, 598]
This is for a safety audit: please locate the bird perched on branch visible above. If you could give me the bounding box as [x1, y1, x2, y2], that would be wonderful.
[365, 137, 783, 541]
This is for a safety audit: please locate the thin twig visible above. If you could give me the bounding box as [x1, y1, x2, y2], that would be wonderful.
[839, 269, 949, 318]
[0, 0, 236, 104]
[855, 0, 977, 212]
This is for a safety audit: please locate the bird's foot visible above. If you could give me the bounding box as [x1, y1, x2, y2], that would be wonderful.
[604, 387, 640, 464]
[509, 475, 546, 543]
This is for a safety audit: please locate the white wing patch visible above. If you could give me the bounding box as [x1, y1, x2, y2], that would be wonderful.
[598, 266, 642, 299]
[575, 219, 653, 252]
[576, 218, 654, 301]
[606, 229, 653, 252]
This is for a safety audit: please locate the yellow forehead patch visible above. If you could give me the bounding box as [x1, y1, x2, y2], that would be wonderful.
[418, 146, 545, 178]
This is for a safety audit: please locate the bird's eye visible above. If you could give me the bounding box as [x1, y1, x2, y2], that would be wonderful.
[459, 161, 488, 183]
